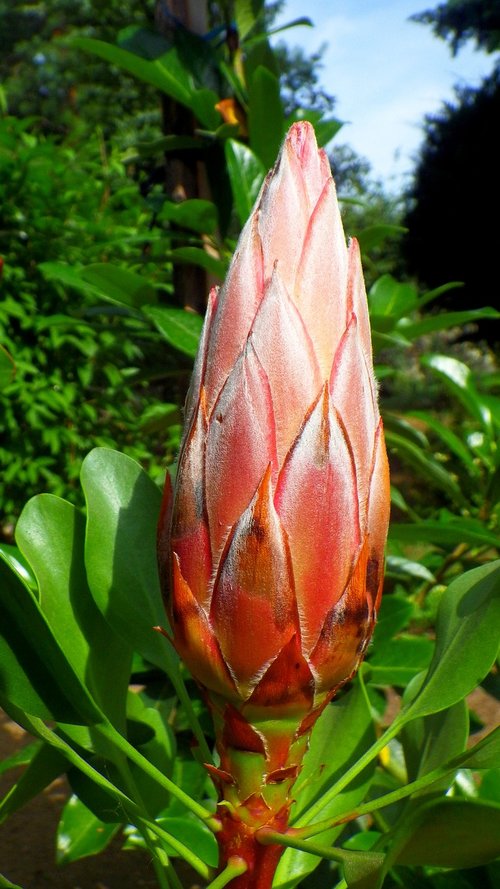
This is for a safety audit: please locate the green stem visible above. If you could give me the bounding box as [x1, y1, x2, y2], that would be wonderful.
[257, 830, 378, 866]
[112, 753, 171, 889]
[171, 669, 214, 765]
[292, 736, 468, 840]
[165, 862, 185, 889]
[292, 714, 405, 829]
[205, 857, 248, 889]
[96, 720, 220, 831]
[28, 718, 211, 879]
[138, 821, 172, 889]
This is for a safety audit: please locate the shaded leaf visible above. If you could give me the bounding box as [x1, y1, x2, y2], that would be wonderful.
[248, 66, 284, 168]
[0, 344, 15, 389]
[0, 557, 101, 725]
[142, 305, 203, 358]
[0, 744, 66, 823]
[80, 264, 158, 308]
[389, 520, 500, 549]
[275, 682, 376, 888]
[368, 636, 434, 687]
[393, 799, 500, 868]
[402, 700, 468, 792]
[159, 199, 218, 234]
[357, 225, 407, 253]
[399, 307, 500, 340]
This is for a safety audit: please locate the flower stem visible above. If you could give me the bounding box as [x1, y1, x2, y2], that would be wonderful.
[24, 717, 212, 879]
[205, 857, 248, 889]
[96, 720, 220, 831]
[292, 752, 459, 838]
[292, 714, 405, 830]
[171, 668, 214, 766]
[257, 829, 383, 867]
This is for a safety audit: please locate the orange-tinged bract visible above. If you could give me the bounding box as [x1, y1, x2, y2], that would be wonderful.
[158, 121, 390, 888]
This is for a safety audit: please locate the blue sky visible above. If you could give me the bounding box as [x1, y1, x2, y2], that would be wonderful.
[273, 0, 494, 190]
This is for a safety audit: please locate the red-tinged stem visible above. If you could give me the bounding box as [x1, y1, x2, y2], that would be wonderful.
[216, 806, 289, 889]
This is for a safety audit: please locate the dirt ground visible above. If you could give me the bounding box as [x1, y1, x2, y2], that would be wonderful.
[1, 690, 499, 888]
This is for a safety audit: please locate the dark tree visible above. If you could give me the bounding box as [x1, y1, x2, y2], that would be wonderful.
[411, 0, 500, 55]
[402, 69, 500, 315]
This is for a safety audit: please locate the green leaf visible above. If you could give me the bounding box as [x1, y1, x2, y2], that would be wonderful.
[392, 799, 500, 868]
[248, 66, 284, 168]
[313, 116, 343, 146]
[0, 557, 102, 725]
[0, 741, 40, 776]
[342, 850, 386, 889]
[0, 543, 36, 591]
[125, 815, 218, 866]
[80, 448, 176, 673]
[398, 307, 500, 340]
[462, 726, 500, 770]
[40, 261, 122, 304]
[142, 304, 203, 358]
[357, 225, 407, 253]
[122, 134, 202, 162]
[118, 25, 169, 59]
[369, 276, 418, 329]
[417, 280, 464, 308]
[401, 561, 500, 723]
[225, 138, 266, 227]
[408, 410, 479, 474]
[423, 354, 492, 429]
[385, 430, 465, 505]
[368, 636, 434, 687]
[0, 343, 15, 389]
[275, 682, 377, 888]
[65, 767, 127, 825]
[385, 556, 435, 583]
[389, 520, 500, 549]
[56, 795, 120, 864]
[0, 743, 66, 823]
[72, 37, 191, 104]
[168, 246, 227, 279]
[0, 874, 23, 889]
[159, 199, 218, 234]
[15, 495, 131, 731]
[401, 700, 469, 791]
[370, 595, 414, 648]
[80, 264, 158, 308]
[235, 0, 266, 40]
[126, 690, 176, 815]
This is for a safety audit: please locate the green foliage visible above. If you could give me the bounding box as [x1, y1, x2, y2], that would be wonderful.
[0, 115, 187, 532]
[1, 2, 500, 887]
[1, 450, 499, 888]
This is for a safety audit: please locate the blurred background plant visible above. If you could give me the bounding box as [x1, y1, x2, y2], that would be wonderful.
[1, 1, 499, 888]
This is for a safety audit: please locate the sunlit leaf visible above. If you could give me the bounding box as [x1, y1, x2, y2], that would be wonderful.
[56, 795, 120, 864]
[225, 138, 266, 227]
[401, 561, 500, 722]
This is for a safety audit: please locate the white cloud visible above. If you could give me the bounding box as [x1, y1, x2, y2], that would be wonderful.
[273, 0, 493, 188]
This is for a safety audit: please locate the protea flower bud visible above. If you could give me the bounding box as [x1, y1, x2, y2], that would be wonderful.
[158, 121, 390, 887]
